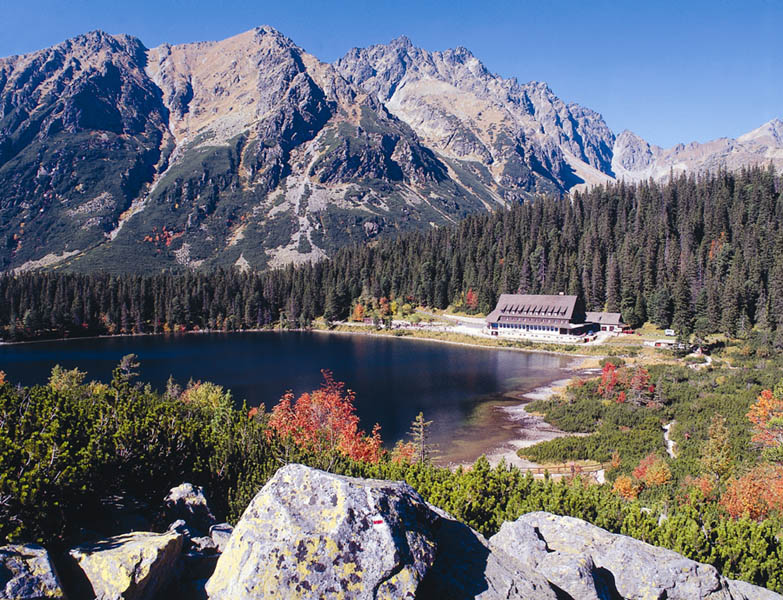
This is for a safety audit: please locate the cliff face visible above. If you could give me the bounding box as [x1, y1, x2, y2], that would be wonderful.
[0, 28, 780, 273]
[0, 31, 169, 271]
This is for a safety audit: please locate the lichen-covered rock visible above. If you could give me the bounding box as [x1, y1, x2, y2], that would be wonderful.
[164, 483, 216, 533]
[726, 578, 783, 600]
[491, 512, 782, 600]
[205, 464, 439, 599]
[69, 531, 183, 600]
[0, 544, 67, 600]
[417, 504, 556, 599]
[208, 523, 232, 554]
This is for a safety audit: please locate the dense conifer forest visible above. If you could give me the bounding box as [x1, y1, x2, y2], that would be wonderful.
[1, 166, 781, 341]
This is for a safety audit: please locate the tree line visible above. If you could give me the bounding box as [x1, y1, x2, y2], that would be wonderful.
[1, 166, 782, 342]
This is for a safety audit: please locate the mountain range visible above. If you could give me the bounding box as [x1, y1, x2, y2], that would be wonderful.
[1, 27, 780, 273]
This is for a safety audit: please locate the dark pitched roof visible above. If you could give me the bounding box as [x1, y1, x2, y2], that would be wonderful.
[486, 294, 582, 323]
[585, 311, 625, 326]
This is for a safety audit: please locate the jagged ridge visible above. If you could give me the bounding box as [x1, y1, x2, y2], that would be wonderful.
[0, 27, 780, 273]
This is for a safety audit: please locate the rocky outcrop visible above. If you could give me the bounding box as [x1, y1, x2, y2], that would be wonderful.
[0, 544, 67, 599]
[163, 483, 216, 534]
[490, 511, 781, 600]
[207, 524, 232, 554]
[68, 531, 183, 600]
[417, 504, 556, 599]
[205, 465, 557, 600]
[3, 468, 781, 599]
[205, 464, 440, 599]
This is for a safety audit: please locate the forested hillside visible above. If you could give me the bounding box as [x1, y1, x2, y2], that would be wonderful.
[1, 167, 781, 341]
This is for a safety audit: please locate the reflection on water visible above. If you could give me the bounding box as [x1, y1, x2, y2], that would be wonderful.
[0, 331, 575, 462]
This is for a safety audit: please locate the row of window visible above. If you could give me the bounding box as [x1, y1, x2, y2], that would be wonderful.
[497, 323, 559, 332]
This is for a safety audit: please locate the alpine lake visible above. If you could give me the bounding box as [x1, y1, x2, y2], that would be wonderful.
[0, 331, 577, 464]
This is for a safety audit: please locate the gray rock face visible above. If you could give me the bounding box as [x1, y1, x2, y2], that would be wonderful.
[207, 523, 233, 554]
[726, 578, 783, 600]
[0, 544, 67, 600]
[205, 464, 440, 599]
[205, 465, 557, 600]
[417, 504, 556, 600]
[611, 118, 783, 183]
[69, 531, 183, 600]
[336, 37, 618, 192]
[490, 512, 782, 600]
[164, 483, 216, 533]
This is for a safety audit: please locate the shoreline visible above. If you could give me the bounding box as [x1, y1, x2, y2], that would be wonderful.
[441, 364, 601, 472]
[308, 327, 595, 359]
[2, 324, 597, 472]
[0, 325, 599, 359]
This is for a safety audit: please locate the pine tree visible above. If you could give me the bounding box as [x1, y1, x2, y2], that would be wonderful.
[408, 412, 435, 464]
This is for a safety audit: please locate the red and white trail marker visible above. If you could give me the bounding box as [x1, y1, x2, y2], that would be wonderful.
[371, 514, 385, 528]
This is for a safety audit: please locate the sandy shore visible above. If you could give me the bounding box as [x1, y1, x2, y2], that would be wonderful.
[444, 368, 599, 471]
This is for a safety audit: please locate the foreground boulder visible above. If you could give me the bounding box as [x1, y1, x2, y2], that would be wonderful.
[69, 531, 183, 600]
[206, 464, 440, 599]
[417, 505, 556, 599]
[0, 544, 67, 599]
[205, 465, 555, 600]
[490, 512, 782, 600]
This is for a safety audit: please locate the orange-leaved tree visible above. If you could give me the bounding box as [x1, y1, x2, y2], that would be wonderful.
[720, 464, 783, 520]
[351, 303, 366, 322]
[268, 370, 383, 466]
[747, 388, 783, 462]
[632, 453, 672, 487]
[612, 475, 640, 500]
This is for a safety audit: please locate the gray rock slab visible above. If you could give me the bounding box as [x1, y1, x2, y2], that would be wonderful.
[491, 512, 782, 600]
[69, 531, 183, 600]
[0, 544, 67, 600]
[164, 483, 216, 533]
[416, 504, 557, 599]
[205, 464, 439, 599]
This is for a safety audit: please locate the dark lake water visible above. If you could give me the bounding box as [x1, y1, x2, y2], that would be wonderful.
[0, 331, 575, 461]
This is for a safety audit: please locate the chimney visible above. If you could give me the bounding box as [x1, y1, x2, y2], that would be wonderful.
[558, 292, 564, 296]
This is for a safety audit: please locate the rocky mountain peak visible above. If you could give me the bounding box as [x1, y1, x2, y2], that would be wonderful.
[1, 26, 780, 274]
[335, 37, 617, 192]
[612, 129, 655, 172]
[738, 118, 783, 145]
[388, 34, 414, 49]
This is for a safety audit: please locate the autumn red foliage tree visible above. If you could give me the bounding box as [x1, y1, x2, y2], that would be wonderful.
[747, 389, 783, 461]
[720, 465, 783, 520]
[268, 370, 383, 464]
[597, 363, 619, 398]
[598, 364, 655, 406]
[632, 453, 672, 487]
[351, 303, 365, 322]
[465, 288, 479, 312]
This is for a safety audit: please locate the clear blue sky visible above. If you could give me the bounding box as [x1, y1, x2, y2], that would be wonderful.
[1, 0, 780, 148]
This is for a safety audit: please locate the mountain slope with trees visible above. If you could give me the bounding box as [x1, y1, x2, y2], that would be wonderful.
[1, 167, 782, 341]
